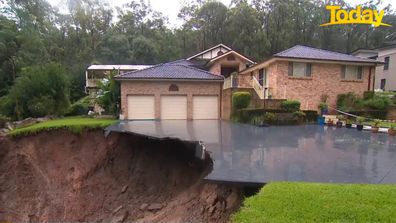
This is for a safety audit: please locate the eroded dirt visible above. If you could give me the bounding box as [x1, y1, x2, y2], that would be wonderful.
[0, 130, 242, 222]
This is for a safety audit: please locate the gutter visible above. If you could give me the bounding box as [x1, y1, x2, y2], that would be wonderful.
[114, 78, 224, 82]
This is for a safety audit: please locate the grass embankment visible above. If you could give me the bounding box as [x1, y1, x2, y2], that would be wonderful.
[364, 121, 395, 128]
[10, 117, 117, 137]
[232, 182, 396, 223]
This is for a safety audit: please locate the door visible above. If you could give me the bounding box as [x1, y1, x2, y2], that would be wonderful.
[161, 95, 187, 119]
[193, 96, 219, 119]
[127, 95, 155, 120]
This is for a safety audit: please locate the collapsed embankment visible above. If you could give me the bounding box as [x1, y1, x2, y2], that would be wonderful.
[0, 130, 243, 222]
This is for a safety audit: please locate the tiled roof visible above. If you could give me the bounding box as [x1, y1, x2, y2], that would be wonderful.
[116, 64, 223, 81]
[87, 65, 152, 70]
[275, 45, 380, 63]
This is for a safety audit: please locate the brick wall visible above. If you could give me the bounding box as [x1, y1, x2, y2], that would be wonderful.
[270, 61, 374, 111]
[120, 81, 222, 119]
[209, 55, 249, 75]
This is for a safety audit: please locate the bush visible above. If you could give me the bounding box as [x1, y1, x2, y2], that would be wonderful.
[293, 111, 306, 123]
[363, 91, 375, 100]
[250, 115, 265, 126]
[0, 114, 10, 128]
[337, 92, 361, 111]
[66, 96, 91, 116]
[5, 63, 70, 120]
[363, 96, 392, 110]
[264, 112, 277, 124]
[280, 100, 300, 112]
[232, 92, 251, 110]
[27, 96, 56, 117]
[304, 110, 318, 122]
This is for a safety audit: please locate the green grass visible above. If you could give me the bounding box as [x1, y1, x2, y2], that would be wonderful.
[363, 121, 395, 128]
[10, 117, 118, 137]
[232, 182, 396, 223]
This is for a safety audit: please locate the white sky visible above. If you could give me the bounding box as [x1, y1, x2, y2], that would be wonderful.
[48, 0, 394, 28]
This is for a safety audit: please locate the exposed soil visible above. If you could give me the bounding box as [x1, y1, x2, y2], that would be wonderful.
[0, 130, 243, 222]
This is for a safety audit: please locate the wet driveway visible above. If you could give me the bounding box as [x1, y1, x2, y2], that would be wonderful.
[106, 120, 396, 184]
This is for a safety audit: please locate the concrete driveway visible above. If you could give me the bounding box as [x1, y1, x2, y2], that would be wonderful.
[106, 120, 396, 184]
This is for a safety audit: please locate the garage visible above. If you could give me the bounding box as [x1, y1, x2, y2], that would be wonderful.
[193, 96, 219, 119]
[127, 95, 155, 120]
[161, 95, 187, 119]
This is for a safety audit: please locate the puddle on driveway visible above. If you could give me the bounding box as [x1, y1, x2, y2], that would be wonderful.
[106, 121, 396, 184]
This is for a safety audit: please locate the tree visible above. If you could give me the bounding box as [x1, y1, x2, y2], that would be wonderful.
[4, 63, 70, 120]
[96, 69, 119, 116]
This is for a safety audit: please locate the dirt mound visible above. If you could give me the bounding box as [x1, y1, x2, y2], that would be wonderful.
[0, 131, 242, 222]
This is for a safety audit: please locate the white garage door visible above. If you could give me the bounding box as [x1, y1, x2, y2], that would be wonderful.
[127, 95, 155, 120]
[161, 95, 187, 119]
[193, 96, 219, 119]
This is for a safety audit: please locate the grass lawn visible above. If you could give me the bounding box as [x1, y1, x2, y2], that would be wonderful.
[363, 121, 395, 128]
[10, 117, 118, 137]
[232, 182, 396, 223]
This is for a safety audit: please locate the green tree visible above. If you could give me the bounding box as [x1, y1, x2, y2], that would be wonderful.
[5, 63, 70, 120]
[96, 69, 120, 116]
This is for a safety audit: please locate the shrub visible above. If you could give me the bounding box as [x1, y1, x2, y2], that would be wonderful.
[363, 96, 391, 110]
[66, 96, 91, 116]
[264, 112, 277, 124]
[356, 117, 366, 124]
[304, 110, 318, 122]
[27, 95, 56, 117]
[363, 91, 375, 100]
[250, 115, 265, 126]
[337, 92, 361, 111]
[293, 111, 306, 118]
[0, 114, 10, 128]
[232, 92, 251, 110]
[293, 111, 306, 123]
[6, 63, 70, 120]
[280, 100, 300, 112]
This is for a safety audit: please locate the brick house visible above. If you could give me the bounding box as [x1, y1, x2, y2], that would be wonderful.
[115, 44, 254, 120]
[115, 44, 381, 120]
[239, 45, 381, 111]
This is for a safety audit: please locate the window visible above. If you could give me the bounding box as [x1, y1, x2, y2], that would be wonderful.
[288, 62, 312, 77]
[341, 65, 363, 80]
[258, 68, 266, 86]
[380, 79, 386, 90]
[384, 57, 389, 70]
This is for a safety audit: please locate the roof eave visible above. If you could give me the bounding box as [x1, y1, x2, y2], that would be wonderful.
[273, 56, 384, 65]
[115, 77, 224, 82]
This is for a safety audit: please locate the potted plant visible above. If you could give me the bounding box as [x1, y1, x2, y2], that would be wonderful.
[318, 102, 328, 116]
[345, 119, 352, 128]
[356, 117, 365, 131]
[388, 124, 396, 136]
[327, 118, 334, 126]
[371, 119, 380, 133]
[336, 115, 344, 128]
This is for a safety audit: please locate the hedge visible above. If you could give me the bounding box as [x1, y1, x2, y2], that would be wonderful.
[232, 92, 251, 110]
[280, 100, 301, 112]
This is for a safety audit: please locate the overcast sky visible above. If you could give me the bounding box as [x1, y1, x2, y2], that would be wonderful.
[48, 0, 394, 28]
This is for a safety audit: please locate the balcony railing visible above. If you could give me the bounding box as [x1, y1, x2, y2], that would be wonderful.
[252, 76, 265, 99]
[86, 79, 101, 88]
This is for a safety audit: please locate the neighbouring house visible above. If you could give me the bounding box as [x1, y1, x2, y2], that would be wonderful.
[85, 65, 152, 97]
[239, 45, 381, 111]
[115, 44, 254, 120]
[114, 44, 381, 120]
[351, 45, 396, 91]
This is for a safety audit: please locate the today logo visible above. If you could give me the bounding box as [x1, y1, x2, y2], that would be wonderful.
[320, 5, 391, 27]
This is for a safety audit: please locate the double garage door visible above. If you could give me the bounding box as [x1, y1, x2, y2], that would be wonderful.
[127, 95, 218, 120]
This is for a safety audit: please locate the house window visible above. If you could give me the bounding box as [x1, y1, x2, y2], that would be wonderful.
[341, 65, 363, 80]
[288, 62, 312, 77]
[384, 57, 389, 70]
[380, 79, 386, 90]
[258, 68, 266, 86]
